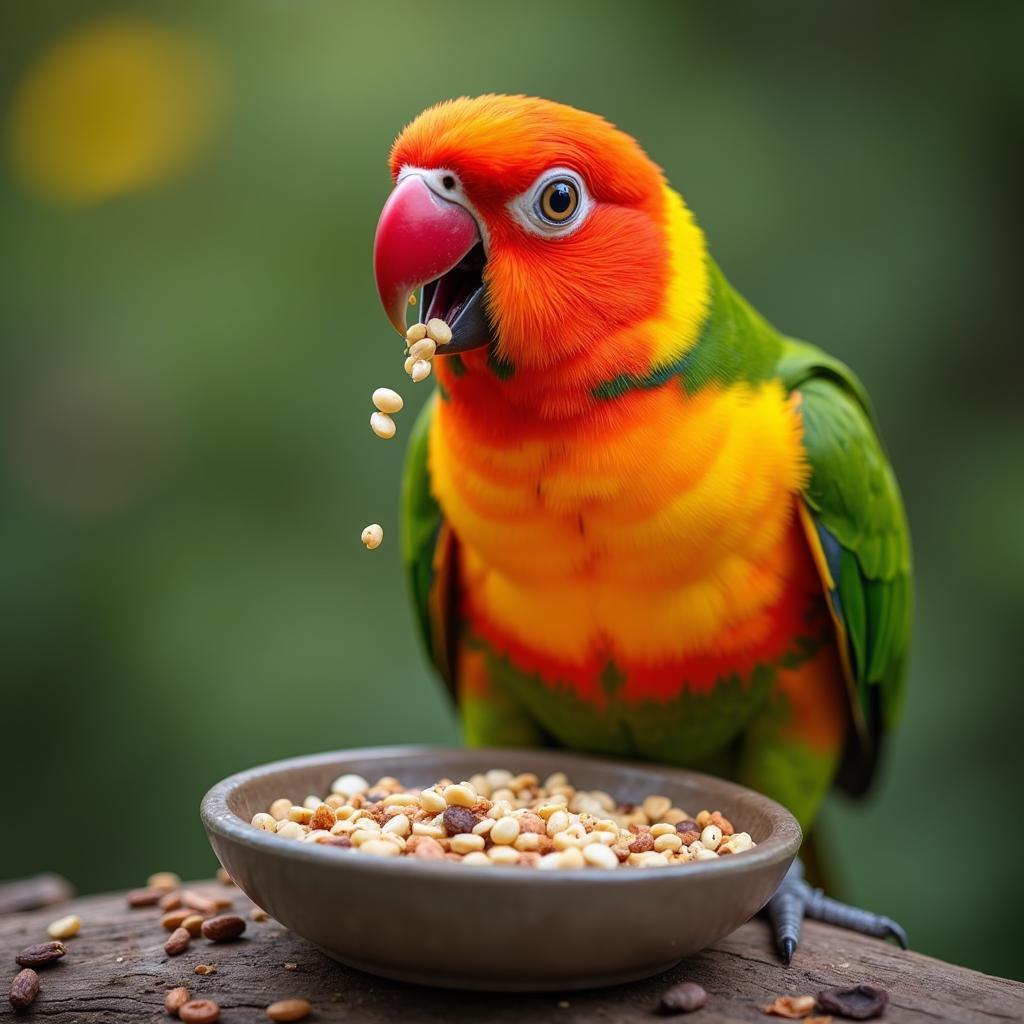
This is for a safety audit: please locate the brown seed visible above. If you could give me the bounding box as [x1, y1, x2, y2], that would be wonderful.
[442, 805, 478, 836]
[660, 981, 707, 1014]
[127, 886, 165, 907]
[193, 964, 217, 976]
[283, 962, 298, 971]
[215, 867, 235, 887]
[160, 892, 183, 911]
[9, 968, 39, 1009]
[179, 998, 220, 1023]
[148, 871, 182, 891]
[817, 986, 888, 1020]
[250, 907, 270, 922]
[763, 994, 818, 1018]
[165, 986, 190, 1015]
[266, 998, 311, 1021]
[629, 832, 655, 854]
[15, 941, 66, 968]
[164, 927, 191, 956]
[308, 803, 335, 831]
[181, 914, 205, 936]
[161, 908, 194, 930]
[200, 914, 246, 942]
[675, 819, 700, 835]
[181, 891, 218, 916]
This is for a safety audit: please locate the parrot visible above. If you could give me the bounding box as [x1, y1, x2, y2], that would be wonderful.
[371, 95, 912, 960]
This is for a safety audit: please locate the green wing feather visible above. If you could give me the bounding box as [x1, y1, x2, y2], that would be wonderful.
[778, 339, 913, 793]
[400, 391, 457, 696]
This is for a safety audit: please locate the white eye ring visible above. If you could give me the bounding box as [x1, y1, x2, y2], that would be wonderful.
[508, 168, 592, 238]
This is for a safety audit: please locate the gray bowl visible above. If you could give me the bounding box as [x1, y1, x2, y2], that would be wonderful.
[201, 745, 800, 991]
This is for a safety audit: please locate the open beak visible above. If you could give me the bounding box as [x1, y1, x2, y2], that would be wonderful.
[373, 175, 493, 353]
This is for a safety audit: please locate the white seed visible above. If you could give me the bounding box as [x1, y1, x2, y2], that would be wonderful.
[450, 833, 485, 854]
[269, 798, 292, 821]
[405, 323, 427, 343]
[361, 524, 383, 550]
[304, 829, 331, 843]
[654, 833, 683, 853]
[359, 839, 401, 857]
[472, 817, 495, 836]
[47, 915, 81, 940]
[382, 792, 417, 807]
[546, 810, 570, 835]
[490, 816, 521, 845]
[404, 355, 416, 376]
[700, 824, 723, 851]
[410, 359, 432, 383]
[460, 851, 492, 866]
[275, 820, 305, 839]
[302, 795, 322, 810]
[426, 318, 452, 345]
[408, 338, 436, 362]
[513, 832, 541, 852]
[288, 806, 313, 824]
[642, 795, 672, 823]
[543, 772, 569, 791]
[585, 830, 617, 846]
[331, 773, 368, 797]
[694, 847, 720, 862]
[330, 820, 357, 835]
[537, 799, 568, 818]
[411, 822, 445, 839]
[382, 813, 410, 837]
[583, 843, 620, 869]
[372, 388, 404, 414]
[487, 845, 521, 865]
[558, 846, 585, 869]
[370, 411, 396, 439]
[485, 769, 513, 790]
[650, 822, 678, 838]
[486, 799, 512, 820]
[419, 788, 447, 813]
[443, 782, 476, 807]
[251, 813, 278, 832]
[468, 773, 491, 797]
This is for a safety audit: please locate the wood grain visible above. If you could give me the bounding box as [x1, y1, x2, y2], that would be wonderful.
[1, 882, 1020, 1022]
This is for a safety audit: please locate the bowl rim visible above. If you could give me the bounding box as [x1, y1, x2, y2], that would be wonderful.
[201, 745, 802, 885]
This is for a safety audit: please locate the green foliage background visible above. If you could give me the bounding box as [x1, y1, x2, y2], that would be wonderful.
[2, 1, 1021, 980]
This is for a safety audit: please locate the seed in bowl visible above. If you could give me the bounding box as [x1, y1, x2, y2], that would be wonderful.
[250, 770, 755, 869]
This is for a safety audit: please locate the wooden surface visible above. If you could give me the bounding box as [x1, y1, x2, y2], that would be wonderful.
[1, 881, 1021, 1022]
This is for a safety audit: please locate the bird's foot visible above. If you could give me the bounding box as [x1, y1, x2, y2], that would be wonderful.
[766, 860, 908, 964]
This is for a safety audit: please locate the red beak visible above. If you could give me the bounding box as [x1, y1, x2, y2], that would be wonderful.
[373, 175, 480, 336]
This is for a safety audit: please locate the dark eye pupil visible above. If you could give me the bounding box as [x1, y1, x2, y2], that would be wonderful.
[442, 175, 456, 190]
[548, 183, 572, 213]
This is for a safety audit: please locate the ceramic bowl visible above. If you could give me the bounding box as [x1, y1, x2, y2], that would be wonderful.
[201, 745, 800, 990]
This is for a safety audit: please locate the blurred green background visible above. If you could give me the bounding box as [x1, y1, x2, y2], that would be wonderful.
[2, 0, 1022, 981]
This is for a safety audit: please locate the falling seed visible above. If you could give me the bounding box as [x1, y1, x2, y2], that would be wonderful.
[405, 323, 427, 343]
[408, 338, 436, 362]
[410, 360, 431, 383]
[361, 524, 383, 549]
[370, 411, 396, 439]
[408, 294, 416, 306]
[426, 318, 452, 345]
[372, 388, 404, 414]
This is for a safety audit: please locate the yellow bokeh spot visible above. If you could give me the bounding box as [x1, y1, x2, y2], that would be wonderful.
[6, 18, 226, 205]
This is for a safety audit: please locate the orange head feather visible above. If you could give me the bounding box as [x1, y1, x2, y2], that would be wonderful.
[387, 95, 691, 370]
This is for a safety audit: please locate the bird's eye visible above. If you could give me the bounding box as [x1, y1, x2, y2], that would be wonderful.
[538, 179, 579, 223]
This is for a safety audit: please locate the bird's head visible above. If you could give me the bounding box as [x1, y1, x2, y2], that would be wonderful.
[374, 95, 702, 371]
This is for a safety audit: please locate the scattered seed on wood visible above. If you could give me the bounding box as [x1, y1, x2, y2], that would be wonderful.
[763, 994, 818, 1018]
[164, 927, 191, 956]
[283, 962, 298, 971]
[9, 968, 39, 1010]
[193, 963, 217, 976]
[165, 986, 190, 1015]
[46, 914, 80, 939]
[181, 915, 205, 937]
[659, 981, 707, 1014]
[181, 892, 218, 916]
[361, 524, 383, 550]
[817, 986, 888, 1020]
[162, 909, 195, 931]
[15, 941, 66, 968]
[215, 867, 235, 887]
[265, 998, 311, 1021]
[200, 915, 246, 942]
[160, 892, 183, 911]
[250, 907, 270, 922]
[179, 998, 220, 1023]
[127, 887, 165, 907]
[148, 872, 182, 891]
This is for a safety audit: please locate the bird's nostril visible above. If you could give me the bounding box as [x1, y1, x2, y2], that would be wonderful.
[442, 175, 456, 190]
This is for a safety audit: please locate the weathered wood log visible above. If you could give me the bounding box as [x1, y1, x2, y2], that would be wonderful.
[0, 881, 1020, 1021]
[0, 876, 73, 917]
